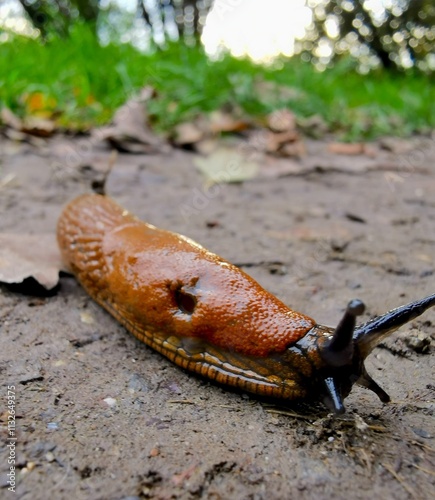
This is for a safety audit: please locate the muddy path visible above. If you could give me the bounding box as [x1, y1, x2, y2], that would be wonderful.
[1, 134, 434, 499]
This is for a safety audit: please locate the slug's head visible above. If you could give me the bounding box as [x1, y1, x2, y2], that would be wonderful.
[295, 294, 435, 414]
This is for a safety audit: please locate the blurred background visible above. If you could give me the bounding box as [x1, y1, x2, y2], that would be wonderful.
[1, 0, 434, 139]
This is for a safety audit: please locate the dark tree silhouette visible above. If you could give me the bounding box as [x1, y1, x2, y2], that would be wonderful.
[17, 0, 100, 38]
[137, 0, 214, 45]
[17, 0, 213, 45]
[303, 0, 435, 70]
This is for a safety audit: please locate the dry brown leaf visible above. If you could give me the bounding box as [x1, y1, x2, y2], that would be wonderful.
[95, 87, 166, 154]
[250, 129, 304, 158]
[208, 110, 250, 134]
[1, 107, 56, 138]
[258, 157, 308, 178]
[0, 233, 66, 290]
[21, 116, 56, 137]
[327, 142, 366, 155]
[379, 137, 415, 154]
[173, 122, 204, 145]
[0, 107, 23, 129]
[267, 109, 296, 133]
[3, 128, 28, 142]
[194, 138, 219, 155]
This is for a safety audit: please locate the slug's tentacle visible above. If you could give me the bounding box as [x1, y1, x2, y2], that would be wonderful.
[318, 300, 365, 414]
[356, 365, 390, 403]
[354, 293, 435, 357]
[321, 299, 365, 367]
[323, 377, 346, 414]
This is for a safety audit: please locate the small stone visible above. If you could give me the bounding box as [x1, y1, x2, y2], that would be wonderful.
[103, 397, 117, 407]
[149, 447, 160, 457]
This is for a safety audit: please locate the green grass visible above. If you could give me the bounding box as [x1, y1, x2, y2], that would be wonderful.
[1, 24, 434, 139]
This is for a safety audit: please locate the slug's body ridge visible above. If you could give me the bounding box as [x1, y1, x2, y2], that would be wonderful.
[57, 194, 435, 414]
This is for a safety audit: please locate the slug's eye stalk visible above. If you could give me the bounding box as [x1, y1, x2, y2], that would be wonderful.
[323, 299, 365, 367]
[320, 299, 365, 414]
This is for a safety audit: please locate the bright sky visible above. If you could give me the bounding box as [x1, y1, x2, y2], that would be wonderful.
[0, 0, 385, 63]
[202, 0, 312, 62]
[0, 0, 312, 61]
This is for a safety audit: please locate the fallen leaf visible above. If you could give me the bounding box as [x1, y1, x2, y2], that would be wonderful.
[193, 146, 259, 185]
[194, 138, 219, 155]
[173, 121, 204, 145]
[249, 129, 304, 157]
[95, 87, 166, 154]
[3, 128, 28, 141]
[0, 233, 66, 290]
[21, 116, 56, 137]
[0, 107, 22, 129]
[208, 109, 250, 133]
[1, 106, 56, 138]
[267, 108, 296, 133]
[379, 137, 415, 154]
[258, 157, 308, 178]
[298, 115, 329, 138]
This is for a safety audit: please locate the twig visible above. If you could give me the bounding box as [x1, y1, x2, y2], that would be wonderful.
[265, 408, 314, 420]
[382, 462, 416, 498]
[0, 173, 16, 189]
[167, 399, 196, 404]
[407, 462, 435, 477]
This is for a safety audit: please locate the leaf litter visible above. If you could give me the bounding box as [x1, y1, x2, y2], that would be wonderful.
[0, 234, 66, 290]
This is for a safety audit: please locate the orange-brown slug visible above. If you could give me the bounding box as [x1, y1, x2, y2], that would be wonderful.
[57, 194, 435, 414]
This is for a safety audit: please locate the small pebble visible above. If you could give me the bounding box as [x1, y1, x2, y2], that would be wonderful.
[103, 397, 117, 407]
[80, 311, 95, 324]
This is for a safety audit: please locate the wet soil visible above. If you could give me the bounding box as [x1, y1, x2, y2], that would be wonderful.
[0, 134, 434, 499]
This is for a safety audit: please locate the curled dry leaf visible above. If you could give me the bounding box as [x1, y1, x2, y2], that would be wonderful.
[208, 110, 250, 134]
[95, 87, 166, 154]
[249, 129, 305, 158]
[21, 116, 56, 137]
[258, 157, 308, 178]
[173, 121, 204, 146]
[0, 107, 56, 138]
[267, 109, 296, 133]
[0, 233, 67, 290]
[1, 107, 22, 129]
[379, 137, 416, 155]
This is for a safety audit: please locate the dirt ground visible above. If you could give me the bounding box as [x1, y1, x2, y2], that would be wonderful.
[1, 133, 434, 500]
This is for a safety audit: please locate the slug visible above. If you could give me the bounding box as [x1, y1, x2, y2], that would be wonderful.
[57, 194, 435, 414]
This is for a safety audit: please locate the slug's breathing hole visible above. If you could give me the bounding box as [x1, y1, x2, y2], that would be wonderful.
[175, 289, 197, 315]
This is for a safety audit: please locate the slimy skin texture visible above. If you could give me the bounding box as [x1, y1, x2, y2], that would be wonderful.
[57, 194, 435, 413]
